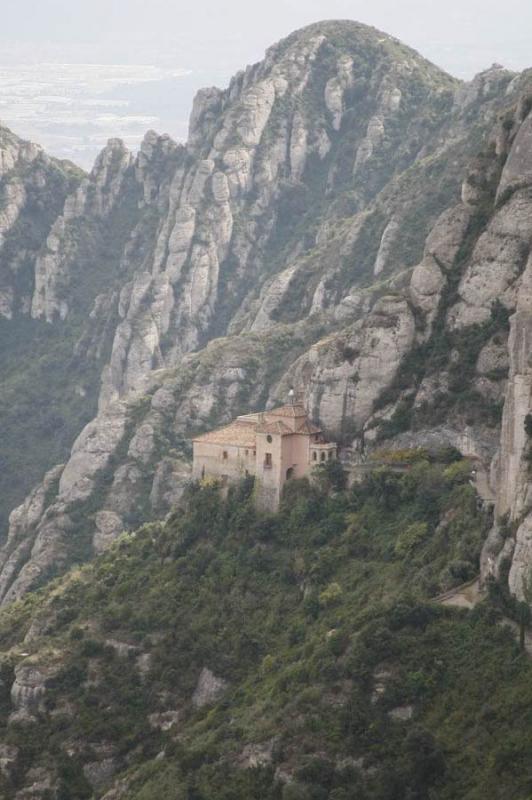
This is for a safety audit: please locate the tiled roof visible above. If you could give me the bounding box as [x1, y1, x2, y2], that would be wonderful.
[296, 419, 321, 435]
[256, 420, 293, 435]
[193, 421, 257, 448]
[268, 403, 308, 418]
[193, 403, 323, 447]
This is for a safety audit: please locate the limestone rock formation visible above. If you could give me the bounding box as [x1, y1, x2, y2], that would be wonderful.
[192, 667, 228, 708]
[276, 295, 416, 435]
[482, 256, 532, 597]
[31, 139, 133, 322]
[0, 127, 80, 319]
[3, 20, 532, 604]
[10, 660, 60, 723]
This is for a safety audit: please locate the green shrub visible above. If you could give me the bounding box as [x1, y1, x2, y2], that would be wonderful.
[260, 654, 275, 674]
[313, 460, 348, 492]
[327, 629, 349, 657]
[394, 522, 429, 558]
[319, 582, 343, 608]
[443, 460, 473, 485]
[79, 638, 106, 657]
[283, 783, 310, 800]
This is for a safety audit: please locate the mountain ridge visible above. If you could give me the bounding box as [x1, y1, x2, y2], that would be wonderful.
[0, 18, 530, 607]
[3, 19, 532, 799]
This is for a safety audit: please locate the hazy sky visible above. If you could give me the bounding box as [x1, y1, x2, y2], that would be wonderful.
[2, 0, 532, 75]
[1, 0, 532, 167]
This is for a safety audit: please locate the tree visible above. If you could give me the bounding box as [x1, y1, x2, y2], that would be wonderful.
[313, 460, 347, 493]
[518, 568, 532, 651]
[517, 601, 531, 652]
[394, 522, 428, 559]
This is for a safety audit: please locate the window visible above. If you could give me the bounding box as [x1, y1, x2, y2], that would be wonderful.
[245, 449, 249, 456]
[312, 452, 317, 461]
[264, 452, 272, 468]
[320, 452, 326, 462]
[328, 451, 333, 460]
[266, 434, 273, 443]
[222, 451, 228, 460]
[315, 434, 320, 442]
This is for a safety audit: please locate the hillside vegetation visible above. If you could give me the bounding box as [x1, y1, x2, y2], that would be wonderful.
[1, 460, 531, 799]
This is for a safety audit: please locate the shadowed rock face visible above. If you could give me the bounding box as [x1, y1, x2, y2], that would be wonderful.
[9, 661, 61, 723]
[2, 20, 532, 601]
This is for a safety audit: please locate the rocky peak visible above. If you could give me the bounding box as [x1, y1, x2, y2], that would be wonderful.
[91, 138, 131, 177]
[136, 129, 181, 204]
[0, 126, 44, 177]
[0, 124, 83, 320]
[455, 63, 515, 110]
[187, 88, 225, 154]
[73, 137, 133, 219]
[30, 140, 134, 322]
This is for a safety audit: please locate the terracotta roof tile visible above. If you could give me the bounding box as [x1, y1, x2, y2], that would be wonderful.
[268, 403, 308, 418]
[296, 419, 321, 435]
[193, 422, 257, 448]
[193, 404, 324, 448]
[256, 420, 293, 435]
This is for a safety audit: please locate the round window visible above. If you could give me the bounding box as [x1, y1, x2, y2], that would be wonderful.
[266, 434, 273, 443]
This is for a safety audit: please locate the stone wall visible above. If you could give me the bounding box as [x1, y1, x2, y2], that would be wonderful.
[192, 441, 255, 482]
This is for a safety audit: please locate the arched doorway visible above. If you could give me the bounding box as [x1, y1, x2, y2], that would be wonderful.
[286, 467, 294, 480]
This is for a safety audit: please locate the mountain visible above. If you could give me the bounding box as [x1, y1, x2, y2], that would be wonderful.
[2, 17, 532, 799]
[0, 21, 526, 604]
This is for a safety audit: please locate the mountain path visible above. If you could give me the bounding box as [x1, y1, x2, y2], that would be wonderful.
[434, 577, 483, 609]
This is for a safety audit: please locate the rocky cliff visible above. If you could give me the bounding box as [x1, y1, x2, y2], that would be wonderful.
[2, 21, 532, 602]
[0, 128, 82, 320]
